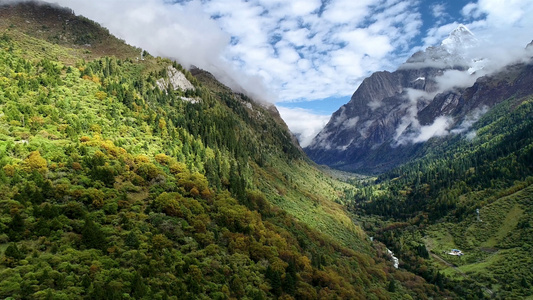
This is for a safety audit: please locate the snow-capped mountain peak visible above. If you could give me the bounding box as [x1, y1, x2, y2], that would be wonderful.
[403, 24, 479, 68]
[441, 24, 477, 53]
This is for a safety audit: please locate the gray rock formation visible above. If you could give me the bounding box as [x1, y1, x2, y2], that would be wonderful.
[156, 66, 195, 92]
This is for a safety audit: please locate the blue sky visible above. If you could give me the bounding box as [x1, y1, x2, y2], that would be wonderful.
[54, 0, 533, 146]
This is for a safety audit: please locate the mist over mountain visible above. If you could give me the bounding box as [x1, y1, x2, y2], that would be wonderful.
[305, 25, 533, 173]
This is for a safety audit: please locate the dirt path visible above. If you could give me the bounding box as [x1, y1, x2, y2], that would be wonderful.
[430, 252, 466, 275]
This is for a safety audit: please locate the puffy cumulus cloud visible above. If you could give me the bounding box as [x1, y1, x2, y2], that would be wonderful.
[431, 3, 447, 19]
[277, 106, 330, 147]
[209, 0, 422, 102]
[287, 0, 322, 16]
[322, 0, 374, 24]
[55, 0, 423, 103]
[465, 0, 530, 26]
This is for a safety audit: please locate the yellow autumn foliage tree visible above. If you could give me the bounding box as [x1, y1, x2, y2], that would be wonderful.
[24, 151, 48, 174]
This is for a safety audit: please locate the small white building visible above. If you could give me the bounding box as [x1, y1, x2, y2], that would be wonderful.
[448, 249, 464, 256]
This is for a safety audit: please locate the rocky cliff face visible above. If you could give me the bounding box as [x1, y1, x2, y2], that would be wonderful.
[305, 26, 533, 174]
[157, 66, 196, 92]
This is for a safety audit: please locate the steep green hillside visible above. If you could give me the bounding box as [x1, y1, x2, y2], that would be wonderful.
[0, 1, 139, 62]
[348, 91, 533, 298]
[0, 2, 447, 299]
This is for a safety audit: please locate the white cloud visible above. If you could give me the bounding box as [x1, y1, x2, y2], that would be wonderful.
[431, 3, 447, 19]
[461, 3, 481, 19]
[396, 105, 488, 145]
[288, 0, 321, 16]
[55, 0, 424, 102]
[411, 116, 453, 143]
[450, 106, 488, 135]
[343, 117, 360, 130]
[396, 115, 453, 145]
[277, 106, 330, 147]
[321, 0, 375, 24]
[435, 69, 480, 92]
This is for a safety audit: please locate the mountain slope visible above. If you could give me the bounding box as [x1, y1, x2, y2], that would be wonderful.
[302, 23, 533, 298]
[305, 25, 533, 174]
[0, 0, 139, 61]
[0, 2, 448, 299]
[347, 90, 533, 298]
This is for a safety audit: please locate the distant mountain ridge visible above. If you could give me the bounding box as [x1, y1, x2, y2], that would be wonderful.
[305, 25, 533, 174]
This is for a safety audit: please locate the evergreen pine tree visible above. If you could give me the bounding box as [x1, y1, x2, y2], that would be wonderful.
[125, 231, 140, 249]
[82, 217, 106, 250]
[5, 243, 24, 259]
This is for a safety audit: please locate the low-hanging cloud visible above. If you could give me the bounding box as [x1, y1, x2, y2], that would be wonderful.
[50, 0, 276, 103]
[277, 106, 330, 148]
[435, 69, 480, 92]
[397, 105, 489, 145]
[394, 69, 483, 145]
[411, 116, 453, 143]
[450, 106, 489, 135]
[395, 115, 454, 145]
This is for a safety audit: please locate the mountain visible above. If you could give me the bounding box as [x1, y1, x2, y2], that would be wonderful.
[347, 82, 533, 298]
[329, 30, 533, 298]
[0, 1, 450, 299]
[305, 25, 533, 174]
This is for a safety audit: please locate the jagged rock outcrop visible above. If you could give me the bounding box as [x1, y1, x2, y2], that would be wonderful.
[156, 66, 195, 92]
[305, 25, 533, 174]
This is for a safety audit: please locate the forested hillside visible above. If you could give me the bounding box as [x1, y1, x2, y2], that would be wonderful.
[347, 91, 533, 298]
[0, 2, 449, 299]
